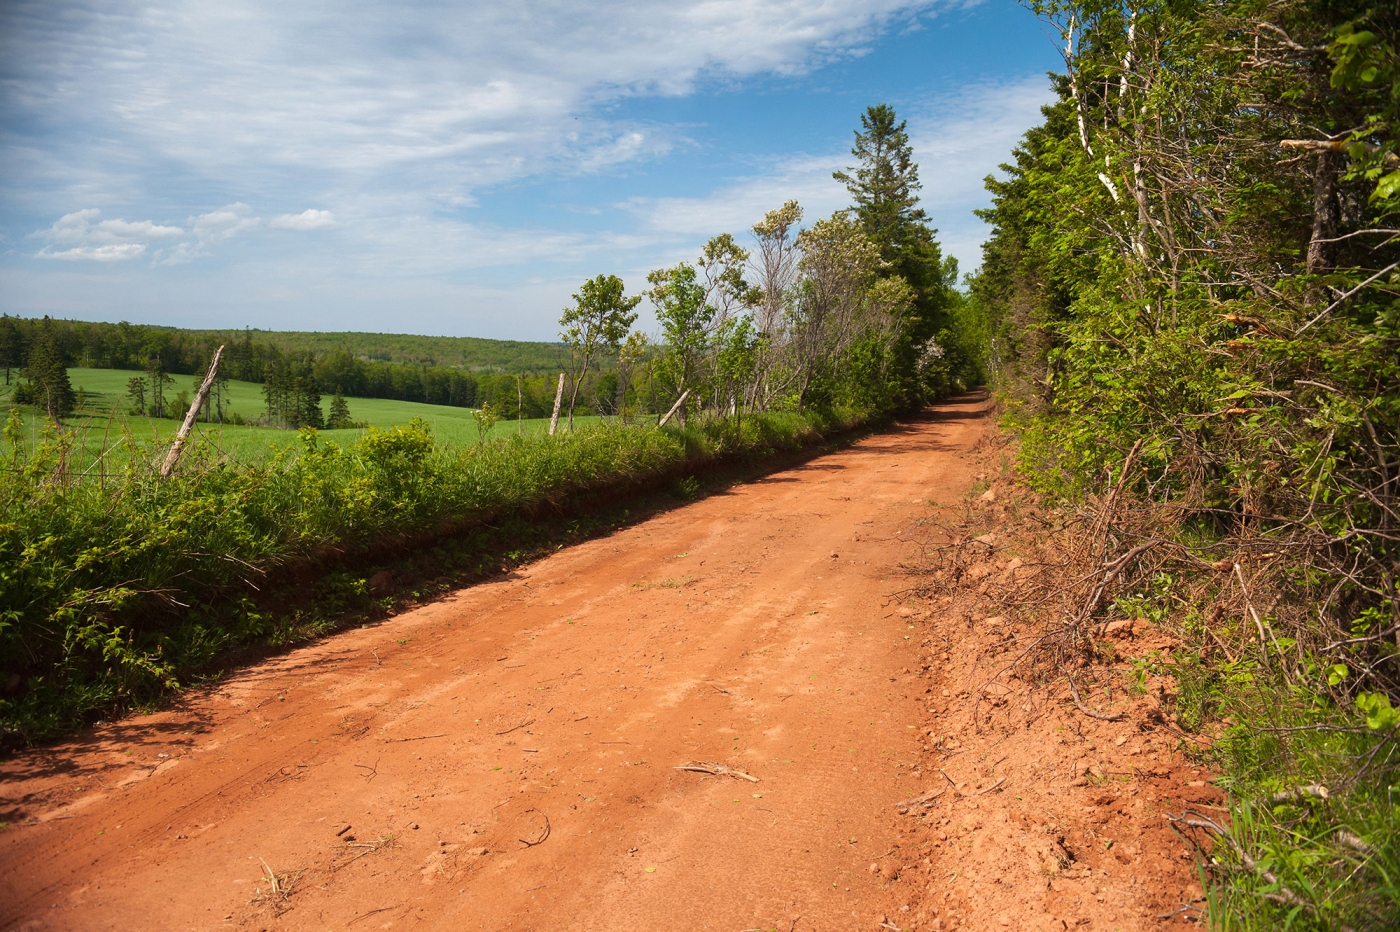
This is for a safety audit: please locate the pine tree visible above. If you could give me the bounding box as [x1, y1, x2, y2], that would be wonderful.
[24, 317, 75, 420]
[0, 315, 22, 386]
[294, 352, 322, 428]
[834, 104, 956, 359]
[328, 387, 351, 429]
[833, 104, 928, 252]
[126, 376, 147, 415]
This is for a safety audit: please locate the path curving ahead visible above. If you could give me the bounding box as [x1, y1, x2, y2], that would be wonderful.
[1, 394, 990, 932]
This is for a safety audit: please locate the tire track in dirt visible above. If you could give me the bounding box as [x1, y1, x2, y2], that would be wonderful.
[1, 395, 989, 932]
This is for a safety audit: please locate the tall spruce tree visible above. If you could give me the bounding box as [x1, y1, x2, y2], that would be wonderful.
[834, 104, 928, 252]
[0, 315, 22, 386]
[327, 387, 351, 429]
[25, 317, 75, 420]
[293, 352, 322, 428]
[834, 104, 958, 385]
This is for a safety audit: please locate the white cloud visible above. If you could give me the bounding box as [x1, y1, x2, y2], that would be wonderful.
[29, 203, 268, 264]
[269, 209, 336, 231]
[36, 243, 148, 262]
[190, 203, 260, 243]
[3, 0, 963, 189]
[30, 208, 185, 248]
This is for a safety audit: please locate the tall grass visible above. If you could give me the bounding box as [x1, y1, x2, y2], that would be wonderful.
[0, 407, 860, 744]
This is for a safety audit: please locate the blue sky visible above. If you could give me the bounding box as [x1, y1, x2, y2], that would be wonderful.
[0, 0, 1061, 341]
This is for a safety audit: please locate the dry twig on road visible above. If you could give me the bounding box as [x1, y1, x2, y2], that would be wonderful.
[673, 761, 760, 782]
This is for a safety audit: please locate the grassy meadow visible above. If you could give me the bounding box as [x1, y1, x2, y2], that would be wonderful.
[2, 367, 598, 467]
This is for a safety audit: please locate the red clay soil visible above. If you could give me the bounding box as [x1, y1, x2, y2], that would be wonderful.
[0, 394, 1212, 932]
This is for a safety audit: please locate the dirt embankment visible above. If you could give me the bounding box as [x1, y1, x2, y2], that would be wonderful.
[0, 394, 1211, 931]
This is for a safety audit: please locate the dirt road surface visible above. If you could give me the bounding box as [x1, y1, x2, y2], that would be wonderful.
[2, 397, 997, 931]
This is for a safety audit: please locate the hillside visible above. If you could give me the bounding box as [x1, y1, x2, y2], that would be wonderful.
[183, 328, 565, 371]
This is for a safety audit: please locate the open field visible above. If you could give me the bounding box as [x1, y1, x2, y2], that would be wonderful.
[2, 368, 600, 466]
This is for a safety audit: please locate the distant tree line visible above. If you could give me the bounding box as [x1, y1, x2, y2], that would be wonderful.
[0, 316, 529, 412]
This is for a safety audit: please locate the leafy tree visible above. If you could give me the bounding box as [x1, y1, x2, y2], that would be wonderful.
[646, 263, 713, 423]
[613, 331, 650, 421]
[23, 317, 75, 421]
[559, 274, 640, 430]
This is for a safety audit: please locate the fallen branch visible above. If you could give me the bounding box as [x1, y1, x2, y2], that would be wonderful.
[1066, 675, 1126, 722]
[160, 344, 224, 479]
[348, 906, 398, 926]
[495, 719, 535, 736]
[518, 810, 551, 848]
[974, 776, 1007, 797]
[1168, 811, 1313, 912]
[658, 389, 691, 428]
[1270, 784, 1329, 806]
[893, 789, 945, 813]
[673, 761, 759, 782]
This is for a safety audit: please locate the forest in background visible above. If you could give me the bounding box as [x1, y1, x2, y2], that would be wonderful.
[970, 1, 1400, 926]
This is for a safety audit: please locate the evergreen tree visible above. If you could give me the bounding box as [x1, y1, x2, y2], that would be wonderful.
[834, 104, 960, 380]
[833, 104, 928, 252]
[327, 387, 351, 429]
[293, 352, 322, 428]
[24, 317, 75, 420]
[0, 315, 22, 386]
[146, 357, 172, 418]
[126, 376, 147, 415]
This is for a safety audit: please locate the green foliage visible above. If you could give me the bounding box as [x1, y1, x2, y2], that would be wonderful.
[326, 388, 354, 430]
[833, 103, 927, 252]
[648, 261, 714, 412]
[974, 1, 1400, 925]
[471, 402, 498, 445]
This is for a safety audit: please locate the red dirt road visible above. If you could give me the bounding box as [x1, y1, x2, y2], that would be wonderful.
[1, 397, 990, 932]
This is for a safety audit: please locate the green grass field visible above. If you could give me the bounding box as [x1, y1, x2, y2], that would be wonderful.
[1, 368, 600, 466]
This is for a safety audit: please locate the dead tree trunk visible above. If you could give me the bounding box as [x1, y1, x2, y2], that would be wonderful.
[548, 373, 565, 436]
[160, 344, 224, 479]
[658, 389, 690, 428]
[1306, 149, 1341, 281]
